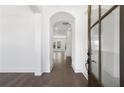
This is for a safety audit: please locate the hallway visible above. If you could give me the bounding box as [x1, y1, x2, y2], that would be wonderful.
[0, 52, 88, 87]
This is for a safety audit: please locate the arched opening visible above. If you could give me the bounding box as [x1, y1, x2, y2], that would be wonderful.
[50, 12, 75, 71]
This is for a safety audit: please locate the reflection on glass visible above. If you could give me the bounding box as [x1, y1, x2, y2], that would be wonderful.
[91, 24, 99, 79]
[101, 5, 113, 16]
[91, 5, 99, 26]
[101, 7, 120, 87]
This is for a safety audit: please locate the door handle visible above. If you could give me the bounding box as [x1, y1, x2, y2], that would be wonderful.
[85, 59, 96, 71]
[91, 60, 96, 63]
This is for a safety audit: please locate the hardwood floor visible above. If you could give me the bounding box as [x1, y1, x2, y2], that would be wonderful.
[88, 73, 102, 87]
[0, 52, 88, 87]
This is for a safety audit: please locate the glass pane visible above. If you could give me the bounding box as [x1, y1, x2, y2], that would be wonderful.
[91, 24, 99, 79]
[57, 41, 61, 48]
[101, 7, 120, 87]
[101, 5, 113, 16]
[91, 5, 99, 26]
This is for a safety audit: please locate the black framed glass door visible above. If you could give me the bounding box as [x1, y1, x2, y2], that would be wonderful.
[88, 5, 120, 87]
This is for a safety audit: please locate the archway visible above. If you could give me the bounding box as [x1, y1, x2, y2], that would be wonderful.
[50, 12, 75, 70]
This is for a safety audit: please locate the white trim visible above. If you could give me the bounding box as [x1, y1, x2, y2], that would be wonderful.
[0, 69, 35, 73]
[71, 64, 88, 80]
[34, 72, 43, 76]
[82, 71, 88, 80]
[71, 63, 75, 72]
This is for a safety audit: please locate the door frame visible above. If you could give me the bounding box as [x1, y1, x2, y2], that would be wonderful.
[120, 5, 124, 87]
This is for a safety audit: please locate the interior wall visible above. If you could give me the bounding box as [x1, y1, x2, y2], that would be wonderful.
[0, 6, 42, 75]
[41, 6, 88, 79]
[66, 31, 72, 56]
[0, 5, 88, 78]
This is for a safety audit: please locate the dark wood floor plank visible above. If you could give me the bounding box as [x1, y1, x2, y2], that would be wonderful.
[0, 52, 88, 87]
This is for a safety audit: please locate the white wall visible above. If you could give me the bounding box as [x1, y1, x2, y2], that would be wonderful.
[0, 6, 88, 78]
[41, 6, 88, 79]
[0, 6, 42, 75]
[66, 31, 72, 57]
[34, 13, 43, 75]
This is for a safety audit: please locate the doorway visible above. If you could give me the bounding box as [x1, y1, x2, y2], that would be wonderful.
[50, 12, 75, 71]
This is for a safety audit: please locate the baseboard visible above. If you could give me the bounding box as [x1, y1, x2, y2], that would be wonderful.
[50, 62, 54, 72]
[0, 69, 43, 76]
[42, 67, 51, 73]
[82, 71, 88, 80]
[71, 64, 76, 72]
[0, 69, 35, 73]
[34, 72, 43, 76]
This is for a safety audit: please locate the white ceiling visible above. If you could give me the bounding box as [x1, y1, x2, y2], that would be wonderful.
[28, 5, 41, 13]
